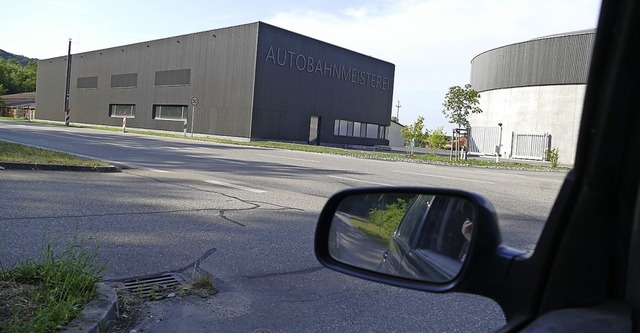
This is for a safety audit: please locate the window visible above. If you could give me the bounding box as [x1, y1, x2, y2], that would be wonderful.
[109, 104, 135, 118]
[395, 194, 432, 246]
[379, 125, 388, 139]
[366, 124, 378, 139]
[346, 121, 354, 136]
[334, 118, 388, 139]
[339, 120, 348, 136]
[153, 105, 187, 121]
[353, 122, 362, 137]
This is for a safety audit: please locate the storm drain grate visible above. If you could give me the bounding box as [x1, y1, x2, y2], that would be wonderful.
[119, 273, 184, 297]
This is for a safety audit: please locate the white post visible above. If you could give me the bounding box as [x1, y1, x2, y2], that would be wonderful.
[190, 106, 195, 137]
[184, 119, 187, 137]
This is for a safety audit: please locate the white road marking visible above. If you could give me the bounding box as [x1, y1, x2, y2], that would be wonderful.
[393, 170, 495, 184]
[146, 168, 170, 173]
[328, 175, 394, 186]
[166, 146, 196, 150]
[472, 169, 565, 183]
[119, 162, 170, 173]
[204, 180, 267, 193]
[258, 154, 319, 163]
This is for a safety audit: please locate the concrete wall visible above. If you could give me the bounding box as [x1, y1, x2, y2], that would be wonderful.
[469, 30, 594, 166]
[388, 121, 405, 147]
[469, 85, 585, 165]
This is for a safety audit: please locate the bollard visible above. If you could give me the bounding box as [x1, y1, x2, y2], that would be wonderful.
[65, 108, 70, 126]
[122, 111, 127, 132]
[183, 119, 187, 137]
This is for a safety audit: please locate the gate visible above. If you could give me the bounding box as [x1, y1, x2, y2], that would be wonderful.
[467, 126, 501, 155]
[511, 132, 551, 160]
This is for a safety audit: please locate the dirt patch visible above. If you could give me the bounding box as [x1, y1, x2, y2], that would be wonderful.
[0, 281, 40, 326]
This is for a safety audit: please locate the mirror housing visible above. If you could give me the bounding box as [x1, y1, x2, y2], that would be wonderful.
[315, 187, 518, 294]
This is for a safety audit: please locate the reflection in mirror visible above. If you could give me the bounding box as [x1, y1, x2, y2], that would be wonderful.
[329, 193, 475, 283]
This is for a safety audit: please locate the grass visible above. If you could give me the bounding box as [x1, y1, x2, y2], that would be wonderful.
[104, 129, 568, 171]
[1, 117, 568, 171]
[350, 218, 393, 245]
[0, 244, 106, 333]
[0, 141, 111, 167]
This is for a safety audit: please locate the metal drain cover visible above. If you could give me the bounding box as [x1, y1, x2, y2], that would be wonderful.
[119, 273, 184, 297]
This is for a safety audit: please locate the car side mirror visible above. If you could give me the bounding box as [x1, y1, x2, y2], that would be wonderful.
[315, 187, 508, 293]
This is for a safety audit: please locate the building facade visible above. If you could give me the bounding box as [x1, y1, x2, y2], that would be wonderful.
[468, 30, 595, 165]
[36, 22, 395, 146]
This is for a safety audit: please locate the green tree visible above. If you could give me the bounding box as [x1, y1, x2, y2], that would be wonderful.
[0, 83, 5, 105]
[442, 84, 482, 129]
[12, 60, 38, 92]
[0, 59, 10, 92]
[400, 116, 428, 155]
[427, 126, 447, 154]
[0, 58, 37, 94]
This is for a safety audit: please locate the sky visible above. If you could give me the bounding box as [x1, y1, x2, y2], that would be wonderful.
[3, 0, 601, 133]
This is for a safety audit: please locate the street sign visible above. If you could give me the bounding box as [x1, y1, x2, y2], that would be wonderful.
[190, 96, 200, 106]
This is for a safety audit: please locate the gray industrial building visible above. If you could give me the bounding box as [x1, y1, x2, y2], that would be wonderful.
[35, 22, 395, 146]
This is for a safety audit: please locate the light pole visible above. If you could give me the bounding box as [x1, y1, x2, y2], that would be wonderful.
[496, 123, 503, 162]
[64, 38, 72, 126]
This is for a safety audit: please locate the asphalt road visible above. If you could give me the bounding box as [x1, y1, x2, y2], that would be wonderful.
[0, 121, 567, 332]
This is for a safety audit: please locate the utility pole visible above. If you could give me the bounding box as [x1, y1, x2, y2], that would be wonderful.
[64, 38, 72, 126]
[395, 100, 401, 120]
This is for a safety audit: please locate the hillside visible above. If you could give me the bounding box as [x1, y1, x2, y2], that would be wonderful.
[0, 49, 36, 66]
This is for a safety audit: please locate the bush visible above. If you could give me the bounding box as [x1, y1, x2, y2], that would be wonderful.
[368, 199, 409, 241]
[546, 147, 560, 168]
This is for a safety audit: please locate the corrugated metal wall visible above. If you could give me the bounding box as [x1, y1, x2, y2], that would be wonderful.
[252, 23, 395, 145]
[35, 22, 394, 145]
[470, 32, 594, 92]
[36, 23, 259, 137]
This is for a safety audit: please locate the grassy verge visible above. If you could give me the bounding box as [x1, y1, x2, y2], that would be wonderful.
[0, 141, 111, 167]
[351, 218, 392, 245]
[0, 244, 106, 332]
[1, 117, 569, 171]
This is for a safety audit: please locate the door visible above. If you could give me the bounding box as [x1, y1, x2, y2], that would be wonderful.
[309, 116, 321, 145]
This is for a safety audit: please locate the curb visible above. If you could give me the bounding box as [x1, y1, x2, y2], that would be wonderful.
[61, 283, 118, 333]
[0, 162, 118, 172]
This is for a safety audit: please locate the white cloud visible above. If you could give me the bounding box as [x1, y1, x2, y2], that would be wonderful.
[266, 0, 600, 131]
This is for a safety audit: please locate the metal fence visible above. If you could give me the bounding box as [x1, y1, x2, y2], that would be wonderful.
[511, 132, 551, 160]
[468, 126, 502, 155]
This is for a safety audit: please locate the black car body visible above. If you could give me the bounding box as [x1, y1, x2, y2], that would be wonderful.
[378, 194, 471, 282]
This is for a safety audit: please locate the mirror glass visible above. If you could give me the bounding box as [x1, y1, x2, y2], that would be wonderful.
[328, 192, 475, 283]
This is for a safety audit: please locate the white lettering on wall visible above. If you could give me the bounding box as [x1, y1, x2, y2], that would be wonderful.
[264, 46, 390, 91]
